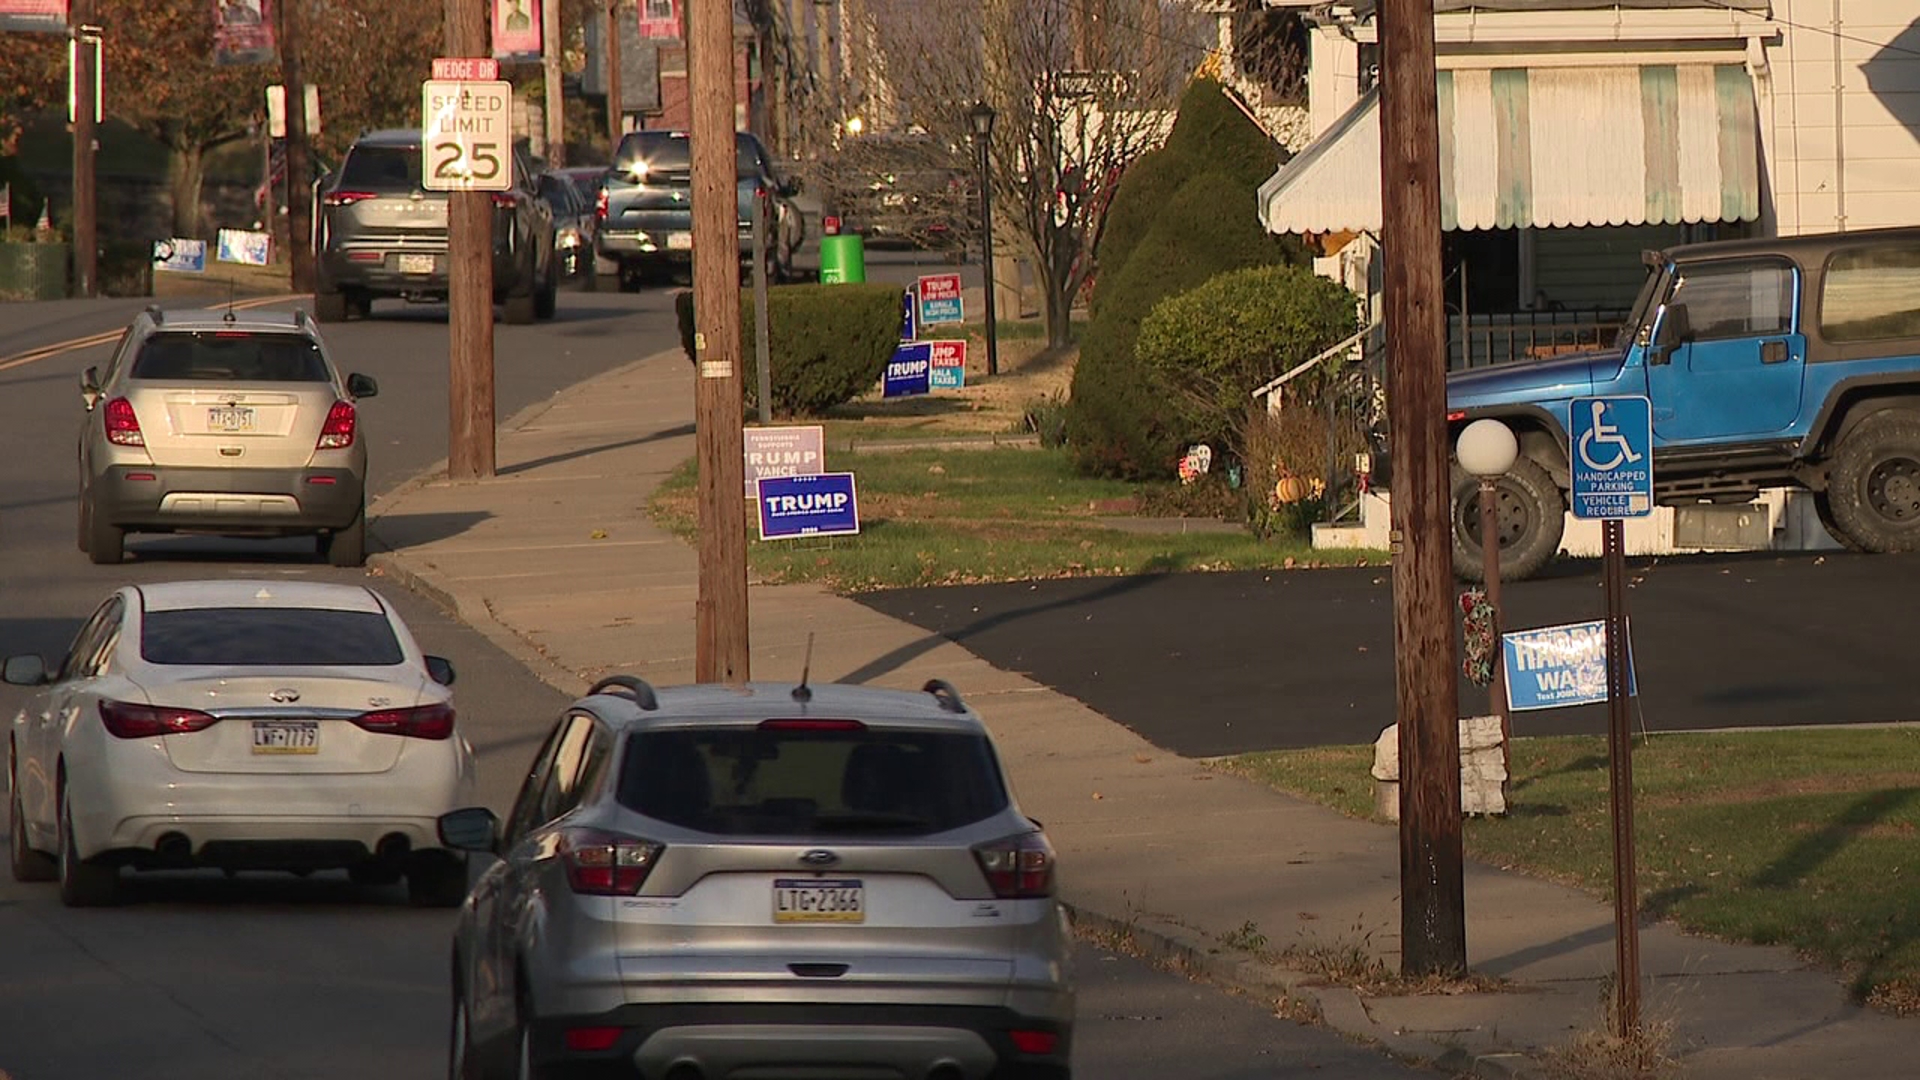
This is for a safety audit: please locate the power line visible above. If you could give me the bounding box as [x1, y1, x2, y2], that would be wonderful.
[1695, 0, 1920, 60]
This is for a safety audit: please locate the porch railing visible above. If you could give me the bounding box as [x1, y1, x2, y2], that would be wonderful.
[1447, 310, 1631, 370]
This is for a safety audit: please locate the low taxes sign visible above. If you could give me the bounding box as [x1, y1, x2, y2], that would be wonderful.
[421, 79, 513, 192]
[743, 425, 825, 498]
[757, 474, 860, 540]
[884, 343, 932, 398]
[1570, 395, 1653, 519]
[917, 273, 964, 325]
[1502, 619, 1638, 711]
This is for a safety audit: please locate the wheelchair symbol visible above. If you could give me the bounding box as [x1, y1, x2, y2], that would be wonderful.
[1577, 400, 1643, 472]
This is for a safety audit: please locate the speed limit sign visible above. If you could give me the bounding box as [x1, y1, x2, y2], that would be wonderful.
[420, 79, 512, 192]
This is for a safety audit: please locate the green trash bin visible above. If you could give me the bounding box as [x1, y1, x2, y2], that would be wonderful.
[818, 234, 866, 284]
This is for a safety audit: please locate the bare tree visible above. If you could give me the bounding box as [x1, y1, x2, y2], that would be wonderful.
[860, 0, 1207, 349]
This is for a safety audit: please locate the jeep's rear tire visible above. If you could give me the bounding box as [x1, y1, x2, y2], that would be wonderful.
[1825, 414, 1920, 553]
[314, 289, 349, 323]
[1813, 494, 1869, 553]
[1451, 456, 1564, 583]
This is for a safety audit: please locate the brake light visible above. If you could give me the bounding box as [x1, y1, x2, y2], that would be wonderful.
[973, 831, 1056, 899]
[322, 190, 378, 207]
[317, 400, 356, 449]
[103, 397, 144, 446]
[595, 187, 609, 220]
[823, 214, 841, 235]
[490, 192, 519, 209]
[757, 718, 866, 732]
[352, 703, 454, 740]
[558, 828, 663, 895]
[1447, 410, 1467, 422]
[100, 700, 218, 739]
[563, 1027, 623, 1053]
[1010, 1030, 1059, 1055]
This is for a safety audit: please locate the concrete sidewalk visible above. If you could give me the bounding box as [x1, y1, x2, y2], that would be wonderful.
[366, 347, 1914, 1079]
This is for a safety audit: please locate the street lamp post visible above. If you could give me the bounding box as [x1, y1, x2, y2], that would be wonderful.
[1457, 419, 1520, 777]
[967, 100, 999, 377]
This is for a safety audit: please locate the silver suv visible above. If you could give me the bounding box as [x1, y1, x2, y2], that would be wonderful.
[437, 675, 1075, 1080]
[76, 306, 379, 567]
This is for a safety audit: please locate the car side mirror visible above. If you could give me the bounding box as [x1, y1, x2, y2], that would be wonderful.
[437, 807, 500, 854]
[3, 655, 49, 686]
[425, 655, 456, 686]
[347, 373, 379, 399]
[80, 367, 102, 408]
[779, 178, 801, 198]
[1649, 302, 1690, 365]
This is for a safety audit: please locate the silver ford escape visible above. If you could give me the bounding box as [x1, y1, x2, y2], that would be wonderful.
[437, 675, 1075, 1080]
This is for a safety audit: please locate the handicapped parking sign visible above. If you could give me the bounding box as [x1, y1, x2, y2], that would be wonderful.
[1569, 396, 1654, 520]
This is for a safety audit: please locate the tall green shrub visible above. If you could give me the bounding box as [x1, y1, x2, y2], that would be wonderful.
[676, 282, 903, 416]
[1136, 264, 1360, 450]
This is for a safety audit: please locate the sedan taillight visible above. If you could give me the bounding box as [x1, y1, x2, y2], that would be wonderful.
[973, 831, 1056, 899]
[317, 400, 356, 450]
[352, 703, 454, 740]
[595, 187, 609, 221]
[103, 397, 145, 447]
[100, 700, 218, 739]
[558, 828, 663, 895]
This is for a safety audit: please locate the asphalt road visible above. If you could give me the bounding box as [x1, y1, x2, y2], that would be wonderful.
[857, 548, 1920, 757]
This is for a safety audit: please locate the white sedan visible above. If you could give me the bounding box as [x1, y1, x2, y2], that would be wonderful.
[5, 579, 477, 907]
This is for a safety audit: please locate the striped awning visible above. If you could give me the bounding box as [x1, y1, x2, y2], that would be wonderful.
[1257, 64, 1761, 234]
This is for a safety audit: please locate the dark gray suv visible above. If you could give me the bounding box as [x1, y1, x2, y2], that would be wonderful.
[313, 129, 558, 324]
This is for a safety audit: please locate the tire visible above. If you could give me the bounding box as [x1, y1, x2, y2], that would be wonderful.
[9, 753, 56, 883]
[58, 786, 119, 907]
[354, 293, 375, 319]
[534, 265, 558, 321]
[408, 850, 470, 908]
[449, 986, 483, 1080]
[1450, 456, 1565, 583]
[325, 503, 367, 568]
[1825, 413, 1920, 553]
[315, 289, 350, 323]
[1813, 493, 1869, 553]
[502, 289, 538, 325]
[86, 491, 124, 566]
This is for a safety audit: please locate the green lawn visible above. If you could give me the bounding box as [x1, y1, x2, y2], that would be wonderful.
[1221, 728, 1920, 1013]
[649, 446, 1382, 591]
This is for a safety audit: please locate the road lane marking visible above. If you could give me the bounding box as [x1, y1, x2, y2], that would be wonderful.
[0, 294, 303, 372]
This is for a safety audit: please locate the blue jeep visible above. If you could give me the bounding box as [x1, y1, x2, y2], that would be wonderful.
[1446, 227, 1920, 581]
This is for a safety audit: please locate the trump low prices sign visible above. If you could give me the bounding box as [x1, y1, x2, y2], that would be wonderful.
[1502, 619, 1638, 711]
[757, 473, 860, 540]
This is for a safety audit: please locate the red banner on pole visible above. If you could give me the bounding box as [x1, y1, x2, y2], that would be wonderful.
[0, 0, 69, 33]
[492, 0, 542, 62]
[212, 0, 277, 67]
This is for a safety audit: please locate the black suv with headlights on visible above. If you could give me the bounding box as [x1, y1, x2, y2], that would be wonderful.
[313, 129, 558, 324]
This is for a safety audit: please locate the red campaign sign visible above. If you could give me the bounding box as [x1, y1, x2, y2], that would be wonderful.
[0, 0, 68, 33]
[213, 0, 276, 66]
[432, 57, 501, 81]
[492, 0, 542, 62]
[918, 274, 962, 302]
[929, 340, 966, 368]
[638, 0, 681, 39]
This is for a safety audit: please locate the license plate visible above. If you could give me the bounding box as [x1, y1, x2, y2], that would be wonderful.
[667, 232, 693, 251]
[397, 253, 435, 274]
[773, 878, 864, 924]
[251, 720, 318, 755]
[208, 406, 255, 433]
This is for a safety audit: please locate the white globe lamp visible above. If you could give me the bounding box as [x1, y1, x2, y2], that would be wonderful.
[1457, 418, 1519, 478]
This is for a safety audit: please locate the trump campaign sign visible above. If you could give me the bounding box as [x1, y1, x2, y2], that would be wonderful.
[757, 474, 860, 540]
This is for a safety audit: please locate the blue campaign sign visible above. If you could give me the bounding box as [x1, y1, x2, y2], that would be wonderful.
[1569, 395, 1654, 519]
[883, 343, 932, 398]
[757, 473, 861, 540]
[151, 238, 207, 274]
[1502, 619, 1638, 711]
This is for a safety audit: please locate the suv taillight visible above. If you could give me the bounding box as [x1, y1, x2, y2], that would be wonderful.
[973, 831, 1056, 899]
[595, 187, 609, 221]
[322, 190, 378, 207]
[352, 702, 454, 740]
[317, 400, 356, 449]
[103, 397, 144, 446]
[559, 828, 663, 895]
[490, 192, 519, 209]
[100, 700, 218, 739]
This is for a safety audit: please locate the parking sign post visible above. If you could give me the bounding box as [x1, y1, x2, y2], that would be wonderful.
[1569, 395, 1653, 1038]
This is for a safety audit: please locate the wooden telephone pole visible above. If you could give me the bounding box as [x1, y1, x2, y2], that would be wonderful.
[70, 0, 98, 298]
[687, 0, 751, 683]
[446, 0, 496, 481]
[1377, 0, 1467, 976]
[606, 1, 624, 151]
[280, 0, 314, 293]
[543, 0, 565, 166]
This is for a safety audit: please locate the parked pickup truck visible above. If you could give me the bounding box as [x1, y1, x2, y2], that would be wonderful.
[1447, 226, 1920, 581]
[594, 129, 804, 291]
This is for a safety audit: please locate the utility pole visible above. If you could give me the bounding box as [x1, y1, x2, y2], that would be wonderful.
[70, 0, 98, 298]
[281, 0, 314, 293]
[606, 0, 624, 152]
[543, 0, 565, 166]
[688, 0, 751, 683]
[446, 0, 496, 481]
[1377, 0, 1467, 977]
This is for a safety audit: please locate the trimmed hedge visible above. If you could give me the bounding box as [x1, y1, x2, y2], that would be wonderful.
[1066, 171, 1305, 477]
[676, 282, 903, 416]
[1136, 264, 1360, 450]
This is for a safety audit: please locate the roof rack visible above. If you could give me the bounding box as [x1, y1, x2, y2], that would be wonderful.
[293, 308, 309, 330]
[144, 303, 164, 325]
[588, 674, 659, 711]
[922, 679, 967, 714]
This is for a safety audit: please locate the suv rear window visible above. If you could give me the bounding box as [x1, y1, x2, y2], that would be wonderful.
[1820, 243, 1920, 343]
[612, 132, 764, 178]
[141, 609, 405, 666]
[130, 331, 330, 382]
[337, 143, 424, 192]
[617, 726, 1009, 837]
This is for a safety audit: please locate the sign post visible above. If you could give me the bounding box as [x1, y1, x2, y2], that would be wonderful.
[1569, 394, 1653, 1039]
